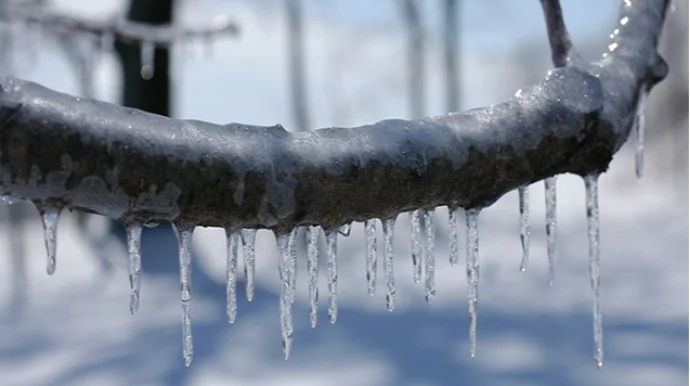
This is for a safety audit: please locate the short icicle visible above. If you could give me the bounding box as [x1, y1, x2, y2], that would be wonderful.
[365, 219, 377, 296]
[544, 177, 557, 285]
[339, 222, 352, 237]
[384, 216, 397, 311]
[276, 230, 295, 359]
[634, 90, 648, 178]
[125, 222, 143, 315]
[307, 226, 320, 328]
[410, 210, 423, 284]
[326, 230, 339, 323]
[140, 40, 155, 79]
[423, 209, 436, 304]
[172, 223, 195, 367]
[225, 229, 240, 324]
[518, 186, 530, 272]
[240, 229, 257, 302]
[449, 206, 460, 267]
[35, 202, 62, 276]
[466, 208, 481, 358]
[584, 173, 603, 368]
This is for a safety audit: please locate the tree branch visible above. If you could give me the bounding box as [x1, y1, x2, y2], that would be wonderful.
[0, 0, 670, 232]
[539, 0, 576, 67]
[0, 3, 239, 45]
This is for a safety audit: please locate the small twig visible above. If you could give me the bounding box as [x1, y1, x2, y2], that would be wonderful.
[0, 3, 239, 45]
[539, 0, 575, 67]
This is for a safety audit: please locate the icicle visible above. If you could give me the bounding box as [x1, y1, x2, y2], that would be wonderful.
[465, 208, 481, 358]
[365, 219, 377, 296]
[225, 229, 239, 324]
[326, 230, 338, 323]
[288, 229, 297, 304]
[125, 222, 143, 315]
[99, 32, 113, 58]
[140, 40, 155, 80]
[384, 216, 396, 311]
[544, 177, 557, 286]
[518, 186, 530, 272]
[409, 210, 423, 283]
[276, 230, 296, 360]
[307, 226, 320, 328]
[634, 90, 648, 178]
[449, 205, 460, 266]
[423, 209, 436, 304]
[240, 229, 257, 302]
[36, 203, 62, 276]
[338, 222, 352, 237]
[584, 173, 603, 368]
[172, 224, 195, 367]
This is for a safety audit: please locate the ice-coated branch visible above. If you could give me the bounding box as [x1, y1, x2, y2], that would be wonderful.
[0, 0, 670, 234]
[0, 3, 239, 45]
[539, 0, 576, 67]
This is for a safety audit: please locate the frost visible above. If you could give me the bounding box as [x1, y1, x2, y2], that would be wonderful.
[35, 202, 62, 276]
[307, 226, 320, 328]
[448, 206, 460, 266]
[125, 222, 143, 315]
[240, 229, 257, 302]
[365, 219, 377, 296]
[465, 208, 480, 357]
[634, 90, 648, 178]
[518, 186, 530, 272]
[410, 210, 423, 284]
[326, 230, 338, 324]
[423, 209, 436, 304]
[544, 177, 557, 285]
[584, 173, 603, 368]
[383, 216, 397, 311]
[172, 224, 195, 367]
[225, 229, 240, 324]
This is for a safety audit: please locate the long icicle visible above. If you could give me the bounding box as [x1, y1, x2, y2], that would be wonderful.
[365, 219, 377, 296]
[326, 229, 338, 323]
[545, 176, 557, 285]
[225, 229, 239, 323]
[634, 89, 648, 178]
[125, 222, 143, 315]
[276, 230, 295, 359]
[518, 186, 530, 271]
[36, 203, 62, 276]
[410, 210, 423, 283]
[466, 208, 481, 358]
[423, 209, 436, 304]
[449, 205, 460, 266]
[172, 223, 195, 367]
[288, 228, 297, 304]
[307, 226, 320, 328]
[384, 216, 397, 311]
[584, 173, 603, 368]
[240, 229, 257, 302]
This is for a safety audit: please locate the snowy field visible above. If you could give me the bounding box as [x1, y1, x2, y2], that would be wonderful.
[0, 0, 687, 385]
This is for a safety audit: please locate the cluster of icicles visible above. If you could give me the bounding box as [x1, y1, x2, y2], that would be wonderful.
[16, 90, 653, 369]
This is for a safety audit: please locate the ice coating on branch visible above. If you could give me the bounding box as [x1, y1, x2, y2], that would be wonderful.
[125, 222, 143, 315]
[384, 217, 396, 311]
[339, 222, 352, 237]
[307, 226, 320, 328]
[276, 230, 296, 359]
[634, 89, 648, 178]
[584, 173, 603, 368]
[326, 230, 338, 323]
[225, 229, 239, 324]
[410, 210, 423, 284]
[140, 40, 154, 80]
[466, 208, 480, 358]
[544, 177, 557, 285]
[449, 206, 460, 266]
[365, 219, 377, 296]
[35, 203, 62, 276]
[423, 209, 436, 304]
[240, 229, 257, 302]
[172, 224, 195, 367]
[518, 186, 530, 272]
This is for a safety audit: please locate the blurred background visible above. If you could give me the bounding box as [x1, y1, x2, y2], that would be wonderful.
[0, 0, 687, 385]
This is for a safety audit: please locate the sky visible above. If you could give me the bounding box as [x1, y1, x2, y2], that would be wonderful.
[0, 1, 687, 386]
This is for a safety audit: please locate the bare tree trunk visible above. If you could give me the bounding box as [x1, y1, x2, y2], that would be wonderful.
[286, 0, 310, 132]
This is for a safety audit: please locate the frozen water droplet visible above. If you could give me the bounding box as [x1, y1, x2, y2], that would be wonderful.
[584, 173, 603, 368]
[383, 216, 397, 311]
[365, 219, 377, 296]
[307, 226, 320, 328]
[466, 208, 481, 357]
[449, 205, 460, 266]
[140, 40, 154, 80]
[240, 229, 257, 302]
[518, 186, 530, 272]
[172, 223, 195, 367]
[36, 203, 62, 276]
[410, 210, 423, 284]
[125, 222, 143, 315]
[225, 229, 240, 323]
[545, 177, 557, 285]
[276, 229, 296, 359]
[338, 222, 352, 237]
[326, 230, 338, 323]
[423, 209, 436, 304]
[634, 90, 648, 178]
